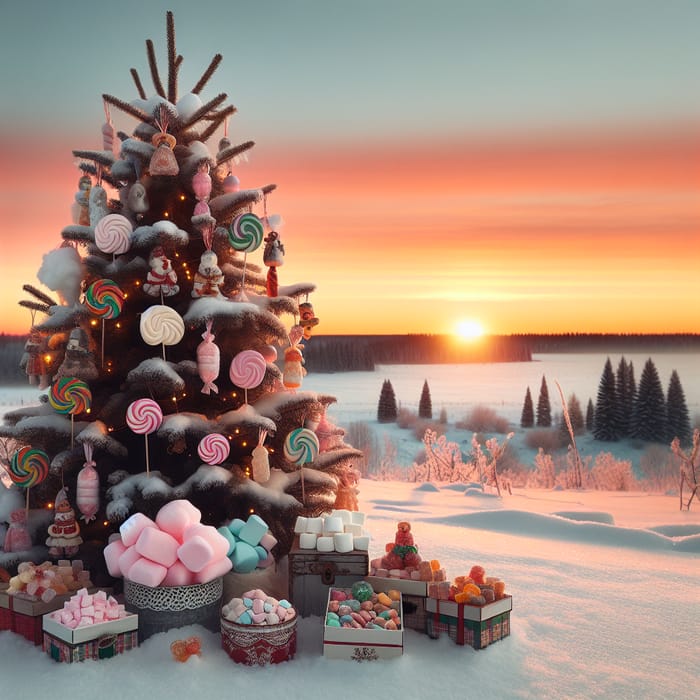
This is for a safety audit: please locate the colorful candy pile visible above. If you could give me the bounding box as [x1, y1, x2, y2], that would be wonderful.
[325, 581, 402, 631]
[428, 565, 507, 605]
[294, 509, 370, 553]
[217, 514, 277, 573]
[7, 560, 92, 603]
[370, 557, 447, 583]
[47, 588, 129, 629]
[221, 589, 296, 626]
[103, 499, 232, 587]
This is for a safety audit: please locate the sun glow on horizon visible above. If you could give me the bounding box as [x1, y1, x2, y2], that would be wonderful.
[455, 318, 486, 341]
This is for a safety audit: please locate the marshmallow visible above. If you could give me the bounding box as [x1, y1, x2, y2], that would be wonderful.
[231, 541, 259, 574]
[353, 535, 370, 551]
[238, 514, 269, 547]
[177, 535, 214, 573]
[299, 532, 318, 549]
[294, 516, 308, 534]
[183, 523, 229, 559]
[127, 557, 167, 588]
[305, 517, 323, 534]
[135, 526, 180, 568]
[333, 532, 354, 553]
[119, 512, 157, 548]
[161, 561, 195, 587]
[103, 539, 127, 577]
[317, 536, 335, 552]
[322, 516, 344, 535]
[155, 499, 201, 541]
[350, 511, 365, 526]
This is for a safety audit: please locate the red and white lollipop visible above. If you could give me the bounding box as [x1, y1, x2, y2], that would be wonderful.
[197, 433, 230, 465]
[126, 398, 163, 476]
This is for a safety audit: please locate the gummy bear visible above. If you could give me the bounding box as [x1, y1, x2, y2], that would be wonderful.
[170, 640, 188, 662]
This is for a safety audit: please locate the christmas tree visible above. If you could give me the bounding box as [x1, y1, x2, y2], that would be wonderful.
[0, 12, 361, 578]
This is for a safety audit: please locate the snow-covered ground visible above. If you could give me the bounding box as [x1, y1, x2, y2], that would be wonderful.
[1, 361, 699, 700]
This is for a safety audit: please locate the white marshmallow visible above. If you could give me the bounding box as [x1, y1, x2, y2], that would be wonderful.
[333, 532, 354, 553]
[316, 536, 335, 552]
[299, 532, 318, 549]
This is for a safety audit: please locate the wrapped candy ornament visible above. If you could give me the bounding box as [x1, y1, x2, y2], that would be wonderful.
[192, 163, 212, 217]
[149, 107, 179, 176]
[197, 320, 220, 395]
[3, 509, 31, 553]
[282, 344, 306, 391]
[76, 443, 100, 523]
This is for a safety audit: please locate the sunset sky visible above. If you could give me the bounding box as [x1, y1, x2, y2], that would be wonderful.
[1, 0, 699, 336]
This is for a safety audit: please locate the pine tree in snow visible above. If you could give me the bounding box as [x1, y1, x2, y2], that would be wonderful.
[585, 398, 595, 432]
[520, 386, 534, 428]
[593, 358, 619, 441]
[536, 376, 551, 427]
[0, 13, 361, 574]
[631, 358, 667, 443]
[377, 380, 398, 423]
[418, 379, 432, 420]
[666, 369, 691, 446]
[615, 357, 636, 438]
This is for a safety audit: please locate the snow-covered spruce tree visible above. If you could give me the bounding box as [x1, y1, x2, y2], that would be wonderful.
[536, 375, 552, 427]
[666, 369, 691, 446]
[418, 379, 432, 420]
[0, 13, 361, 574]
[585, 399, 595, 432]
[520, 386, 534, 428]
[593, 358, 619, 441]
[377, 379, 398, 423]
[631, 358, 667, 443]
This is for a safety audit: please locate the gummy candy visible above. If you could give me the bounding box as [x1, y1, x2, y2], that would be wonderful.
[351, 580, 374, 603]
[170, 636, 201, 662]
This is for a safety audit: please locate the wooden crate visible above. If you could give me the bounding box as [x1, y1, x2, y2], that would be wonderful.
[288, 537, 369, 618]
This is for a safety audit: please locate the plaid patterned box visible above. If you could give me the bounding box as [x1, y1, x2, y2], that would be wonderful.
[43, 629, 139, 663]
[425, 597, 512, 649]
[42, 613, 139, 663]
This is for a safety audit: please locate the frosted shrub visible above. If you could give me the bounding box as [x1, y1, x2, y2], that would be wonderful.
[530, 448, 556, 488]
[589, 452, 636, 491]
[524, 428, 566, 451]
[410, 429, 471, 482]
[639, 444, 678, 493]
[456, 405, 510, 434]
[470, 433, 514, 496]
[344, 421, 378, 476]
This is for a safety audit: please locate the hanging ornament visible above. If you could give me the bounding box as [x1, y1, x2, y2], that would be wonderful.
[143, 247, 179, 299]
[251, 429, 270, 484]
[149, 105, 179, 176]
[3, 509, 31, 554]
[197, 320, 220, 395]
[126, 182, 149, 222]
[288, 324, 304, 348]
[102, 101, 119, 158]
[76, 443, 100, 523]
[126, 398, 163, 476]
[298, 301, 319, 340]
[89, 183, 109, 227]
[218, 120, 240, 192]
[55, 327, 98, 382]
[263, 231, 285, 298]
[282, 344, 306, 391]
[73, 175, 92, 226]
[192, 163, 212, 217]
[139, 305, 185, 361]
[49, 377, 92, 449]
[95, 213, 133, 255]
[223, 174, 240, 193]
[46, 487, 83, 559]
[85, 278, 125, 367]
[24, 329, 49, 389]
[192, 250, 225, 299]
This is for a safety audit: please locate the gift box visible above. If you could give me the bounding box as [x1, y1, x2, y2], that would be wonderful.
[42, 614, 139, 663]
[124, 577, 223, 642]
[323, 587, 403, 660]
[365, 575, 428, 598]
[0, 586, 99, 646]
[289, 536, 369, 618]
[221, 615, 297, 666]
[425, 596, 512, 649]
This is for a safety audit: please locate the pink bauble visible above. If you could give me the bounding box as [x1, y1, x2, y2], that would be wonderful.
[192, 169, 212, 201]
[223, 174, 240, 193]
[260, 344, 278, 363]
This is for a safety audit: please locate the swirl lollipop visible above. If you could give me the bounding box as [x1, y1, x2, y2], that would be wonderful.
[140, 304, 185, 360]
[49, 377, 92, 415]
[10, 445, 49, 515]
[126, 398, 163, 476]
[228, 213, 264, 300]
[94, 213, 132, 255]
[10, 446, 49, 489]
[86, 279, 125, 367]
[284, 427, 320, 505]
[229, 349, 266, 404]
[197, 433, 230, 465]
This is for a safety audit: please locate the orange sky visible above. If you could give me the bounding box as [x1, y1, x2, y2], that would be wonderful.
[1, 124, 698, 336]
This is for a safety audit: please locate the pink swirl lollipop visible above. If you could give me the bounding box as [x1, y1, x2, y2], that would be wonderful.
[94, 213, 133, 254]
[85, 279, 124, 319]
[49, 377, 92, 415]
[126, 398, 163, 435]
[229, 350, 266, 389]
[10, 446, 50, 488]
[197, 433, 230, 465]
[284, 428, 320, 465]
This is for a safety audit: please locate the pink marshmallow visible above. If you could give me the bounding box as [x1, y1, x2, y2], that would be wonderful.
[161, 560, 195, 587]
[103, 538, 127, 577]
[118, 545, 142, 577]
[155, 500, 201, 542]
[127, 556, 167, 588]
[183, 523, 229, 560]
[259, 532, 278, 552]
[119, 512, 157, 548]
[177, 535, 214, 573]
[191, 555, 232, 584]
[135, 526, 180, 568]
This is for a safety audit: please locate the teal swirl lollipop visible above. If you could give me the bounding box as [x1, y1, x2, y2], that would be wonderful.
[228, 213, 264, 253]
[284, 428, 319, 465]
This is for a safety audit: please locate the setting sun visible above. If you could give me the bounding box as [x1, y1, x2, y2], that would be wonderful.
[455, 318, 485, 340]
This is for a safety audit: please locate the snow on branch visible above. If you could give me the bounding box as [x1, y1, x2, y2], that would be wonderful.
[126, 358, 186, 396]
[75, 420, 128, 457]
[130, 220, 190, 251]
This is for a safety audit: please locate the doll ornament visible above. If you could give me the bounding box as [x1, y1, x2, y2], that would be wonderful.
[283, 344, 306, 391]
[192, 250, 225, 299]
[46, 488, 83, 558]
[143, 247, 179, 298]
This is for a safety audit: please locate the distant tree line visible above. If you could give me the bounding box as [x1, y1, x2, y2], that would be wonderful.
[304, 334, 532, 372]
[0, 334, 26, 385]
[514, 333, 700, 353]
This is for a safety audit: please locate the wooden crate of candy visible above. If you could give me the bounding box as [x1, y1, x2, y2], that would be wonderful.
[425, 597, 512, 649]
[289, 511, 370, 618]
[0, 560, 96, 645]
[323, 581, 403, 660]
